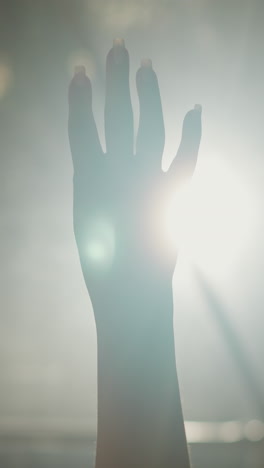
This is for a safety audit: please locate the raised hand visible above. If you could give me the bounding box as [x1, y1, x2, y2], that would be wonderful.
[68, 39, 201, 468]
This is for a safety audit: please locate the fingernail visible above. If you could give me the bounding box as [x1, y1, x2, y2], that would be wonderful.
[74, 65, 86, 75]
[113, 38, 125, 47]
[140, 58, 153, 83]
[141, 58, 152, 69]
[194, 104, 202, 112]
[113, 38, 125, 64]
[73, 65, 88, 85]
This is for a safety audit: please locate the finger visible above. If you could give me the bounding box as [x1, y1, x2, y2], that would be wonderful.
[104, 38, 134, 157]
[68, 66, 103, 176]
[168, 104, 202, 183]
[136, 59, 165, 168]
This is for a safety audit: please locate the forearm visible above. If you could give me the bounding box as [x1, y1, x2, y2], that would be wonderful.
[95, 298, 190, 468]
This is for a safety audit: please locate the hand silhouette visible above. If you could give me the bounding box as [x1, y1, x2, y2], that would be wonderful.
[68, 39, 201, 468]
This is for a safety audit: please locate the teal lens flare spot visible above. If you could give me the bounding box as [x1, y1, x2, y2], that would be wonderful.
[86, 241, 109, 263]
[85, 218, 115, 267]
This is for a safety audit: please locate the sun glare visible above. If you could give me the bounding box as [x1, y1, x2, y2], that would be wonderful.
[165, 157, 257, 280]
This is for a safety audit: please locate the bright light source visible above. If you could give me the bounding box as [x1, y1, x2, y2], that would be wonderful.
[165, 157, 257, 280]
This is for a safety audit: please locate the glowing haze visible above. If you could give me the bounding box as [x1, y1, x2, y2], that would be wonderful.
[165, 155, 258, 281]
[1, 0, 264, 427]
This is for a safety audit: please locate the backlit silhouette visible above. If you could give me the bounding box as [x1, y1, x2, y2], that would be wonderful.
[68, 38, 202, 468]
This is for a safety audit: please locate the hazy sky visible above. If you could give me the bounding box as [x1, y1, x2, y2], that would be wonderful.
[1, 0, 264, 426]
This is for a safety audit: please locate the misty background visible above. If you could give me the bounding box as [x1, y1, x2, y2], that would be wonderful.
[1, 0, 264, 444]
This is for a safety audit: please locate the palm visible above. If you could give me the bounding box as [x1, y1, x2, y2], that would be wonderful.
[68, 39, 201, 468]
[69, 41, 201, 305]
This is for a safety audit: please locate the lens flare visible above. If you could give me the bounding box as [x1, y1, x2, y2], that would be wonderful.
[85, 218, 115, 267]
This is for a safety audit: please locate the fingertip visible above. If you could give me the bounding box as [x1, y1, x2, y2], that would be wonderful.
[69, 66, 92, 108]
[140, 58, 152, 68]
[71, 65, 90, 87]
[183, 105, 202, 128]
[107, 39, 129, 69]
[113, 37, 125, 47]
[194, 103, 202, 113]
[74, 64, 86, 75]
[137, 58, 154, 78]
[136, 59, 159, 93]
